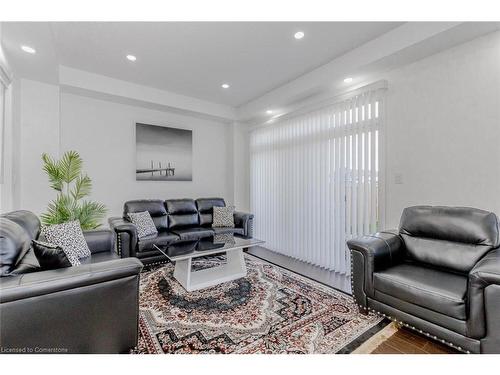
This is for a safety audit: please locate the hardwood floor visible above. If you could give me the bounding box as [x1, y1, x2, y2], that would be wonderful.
[372, 327, 459, 354]
[246, 246, 459, 354]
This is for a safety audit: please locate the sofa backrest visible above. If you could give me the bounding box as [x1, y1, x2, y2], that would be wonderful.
[0, 210, 40, 276]
[165, 199, 199, 229]
[196, 198, 226, 226]
[123, 200, 168, 231]
[122, 197, 229, 231]
[399, 205, 500, 273]
[2, 210, 41, 240]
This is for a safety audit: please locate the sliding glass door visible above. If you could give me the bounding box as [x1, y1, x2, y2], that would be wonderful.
[250, 87, 385, 274]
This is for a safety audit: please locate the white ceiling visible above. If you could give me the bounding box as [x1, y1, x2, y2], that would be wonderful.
[1, 22, 402, 107]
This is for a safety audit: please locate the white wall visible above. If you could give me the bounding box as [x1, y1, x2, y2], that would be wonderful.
[232, 122, 250, 212]
[10, 80, 237, 221]
[59, 92, 234, 218]
[19, 79, 60, 214]
[383, 31, 500, 227]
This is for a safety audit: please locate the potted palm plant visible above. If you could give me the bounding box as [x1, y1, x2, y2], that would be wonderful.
[41, 150, 107, 230]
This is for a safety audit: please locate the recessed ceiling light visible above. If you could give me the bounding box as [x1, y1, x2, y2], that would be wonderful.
[266, 119, 275, 124]
[126, 55, 137, 61]
[266, 110, 273, 115]
[221, 83, 230, 89]
[344, 77, 353, 83]
[294, 31, 305, 40]
[21, 45, 36, 54]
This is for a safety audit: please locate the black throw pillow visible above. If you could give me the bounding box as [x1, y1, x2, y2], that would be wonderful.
[32, 240, 81, 270]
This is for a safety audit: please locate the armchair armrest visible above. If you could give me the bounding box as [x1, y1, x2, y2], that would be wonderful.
[470, 248, 500, 286]
[346, 230, 404, 311]
[234, 211, 254, 237]
[347, 230, 405, 272]
[467, 248, 500, 339]
[109, 217, 138, 258]
[83, 229, 115, 254]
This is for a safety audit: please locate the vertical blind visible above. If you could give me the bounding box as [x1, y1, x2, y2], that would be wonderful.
[0, 81, 5, 184]
[250, 87, 385, 274]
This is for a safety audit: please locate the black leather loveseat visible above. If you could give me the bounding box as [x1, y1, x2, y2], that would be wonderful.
[109, 197, 254, 265]
[347, 206, 500, 354]
[0, 210, 143, 353]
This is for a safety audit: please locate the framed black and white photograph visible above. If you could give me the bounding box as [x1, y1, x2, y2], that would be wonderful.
[135, 123, 192, 181]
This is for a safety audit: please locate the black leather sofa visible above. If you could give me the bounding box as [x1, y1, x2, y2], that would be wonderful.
[347, 206, 500, 354]
[109, 197, 254, 265]
[0, 210, 143, 354]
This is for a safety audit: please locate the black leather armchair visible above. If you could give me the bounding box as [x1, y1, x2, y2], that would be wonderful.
[347, 206, 500, 354]
[0, 210, 143, 353]
[109, 197, 254, 265]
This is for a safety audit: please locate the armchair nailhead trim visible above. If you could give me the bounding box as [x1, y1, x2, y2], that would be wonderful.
[248, 219, 254, 237]
[349, 249, 470, 354]
[148, 260, 169, 267]
[117, 233, 122, 256]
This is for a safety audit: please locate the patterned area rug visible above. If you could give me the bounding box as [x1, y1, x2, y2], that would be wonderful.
[134, 254, 383, 354]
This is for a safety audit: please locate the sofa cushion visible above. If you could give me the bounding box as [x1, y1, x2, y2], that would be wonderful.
[400, 206, 500, 273]
[165, 199, 198, 214]
[168, 214, 199, 229]
[212, 206, 235, 228]
[166, 199, 199, 229]
[83, 230, 115, 254]
[0, 218, 32, 277]
[1, 210, 41, 240]
[196, 198, 226, 226]
[373, 263, 468, 320]
[171, 227, 214, 240]
[212, 227, 244, 235]
[32, 239, 80, 268]
[124, 200, 168, 231]
[373, 289, 468, 336]
[127, 211, 158, 239]
[8, 249, 40, 276]
[401, 236, 494, 274]
[41, 220, 91, 259]
[137, 231, 180, 252]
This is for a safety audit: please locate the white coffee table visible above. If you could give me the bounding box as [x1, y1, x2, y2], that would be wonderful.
[154, 235, 264, 292]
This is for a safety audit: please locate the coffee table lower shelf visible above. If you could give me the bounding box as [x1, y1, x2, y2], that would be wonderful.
[173, 249, 247, 292]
